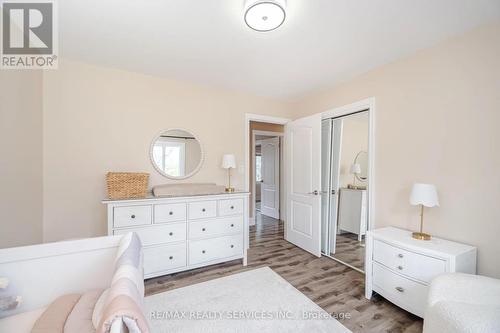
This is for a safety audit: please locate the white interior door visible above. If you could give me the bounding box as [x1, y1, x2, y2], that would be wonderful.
[321, 119, 332, 254]
[260, 137, 280, 219]
[328, 118, 343, 254]
[285, 113, 322, 257]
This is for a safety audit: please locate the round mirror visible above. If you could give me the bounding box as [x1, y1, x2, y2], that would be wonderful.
[150, 129, 203, 179]
[354, 151, 368, 182]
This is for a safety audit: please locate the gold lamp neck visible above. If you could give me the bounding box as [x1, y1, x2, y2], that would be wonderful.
[412, 204, 431, 240]
[225, 167, 235, 193]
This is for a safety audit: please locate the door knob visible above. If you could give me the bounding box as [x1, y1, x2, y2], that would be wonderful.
[308, 190, 319, 195]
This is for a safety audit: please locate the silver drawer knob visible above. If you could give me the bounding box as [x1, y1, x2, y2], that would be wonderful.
[202, 228, 206, 231]
[169, 232, 173, 236]
[230, 224, 234, 227]
[395, 287, 404, 293]
[230, 245, 234, 248]
[131, 215, 135, 219]
[169, 256, 173, 260]
[397, 265, 403, 270]
[398, 254, 404, 258]
[169, 211, 173, 215]
[202, 208, 206, 212]
[202, 250, 206, 254]
[230, 206, 234, 209]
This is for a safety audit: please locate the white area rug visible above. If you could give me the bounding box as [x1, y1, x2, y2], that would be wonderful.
[145, 267, 351, 333]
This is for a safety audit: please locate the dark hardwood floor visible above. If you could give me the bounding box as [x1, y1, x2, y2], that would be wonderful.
[145, 214, 422, 333]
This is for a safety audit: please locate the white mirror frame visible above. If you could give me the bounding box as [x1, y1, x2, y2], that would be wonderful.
[149, 128, 204, 180]
[354, 150, 368, 182]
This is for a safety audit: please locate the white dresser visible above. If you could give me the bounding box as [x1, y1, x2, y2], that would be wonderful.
[365, 227, 476, 317]
[103, 192, 249, 279]
[338, 188, 367, 241]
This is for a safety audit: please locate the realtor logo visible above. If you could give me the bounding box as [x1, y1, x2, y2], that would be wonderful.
[1, 0, 58, 69]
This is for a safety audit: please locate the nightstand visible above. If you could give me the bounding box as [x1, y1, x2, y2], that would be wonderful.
[365, 227, 477, 317]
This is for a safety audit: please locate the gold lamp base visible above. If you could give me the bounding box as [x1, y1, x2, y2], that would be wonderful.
[225, 187, 235, 193]
[412, 232, 431, 240]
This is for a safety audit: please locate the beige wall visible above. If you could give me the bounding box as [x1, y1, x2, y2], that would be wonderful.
[292, 23, 500, 278]
[42, 60, 291, 241]
[339, 113, 369, 188]
[0, 71, 43, 248]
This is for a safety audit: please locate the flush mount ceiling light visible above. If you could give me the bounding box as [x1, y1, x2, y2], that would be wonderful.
[244, 0, 286, 32]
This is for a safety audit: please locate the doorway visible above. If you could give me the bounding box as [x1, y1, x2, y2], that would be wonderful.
[283, 98, 375, 272]
[245, 116, 289, 228]
[255, 135, 281, 220]
[321, 111, 369, 272]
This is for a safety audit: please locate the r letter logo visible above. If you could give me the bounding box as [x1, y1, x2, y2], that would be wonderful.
[1, 0, 58, 69]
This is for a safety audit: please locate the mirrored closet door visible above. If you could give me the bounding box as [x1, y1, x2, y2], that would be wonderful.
[321, 111, 369, 272]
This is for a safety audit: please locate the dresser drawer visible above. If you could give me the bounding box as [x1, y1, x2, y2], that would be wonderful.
[113, 205, 151, 228]
[373, 263, 427, 317]
[373, 240, 446, 283]
[188, 216, 243, 240]
[114, 223, 186, 246]
[154, 203, 187, 224]
[188, 234, 243, 266]
[143, 243, 186, 276]
[188, 201, 217, 220]
[218, 199, 243, 216]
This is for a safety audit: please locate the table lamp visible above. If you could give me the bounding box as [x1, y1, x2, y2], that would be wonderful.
[410, 183, 439, 240]
[221, 154, 236, 192]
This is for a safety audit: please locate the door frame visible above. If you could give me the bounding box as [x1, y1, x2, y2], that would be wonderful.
[321, 97, 376, 273]
[245, 114, 290, 226]
[253, 132, 283, 221]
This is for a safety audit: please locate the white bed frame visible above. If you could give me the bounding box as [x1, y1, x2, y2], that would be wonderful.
[0, 235, 122, 318]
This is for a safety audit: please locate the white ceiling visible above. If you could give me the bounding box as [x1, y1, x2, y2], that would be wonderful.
[60, 0, 500, 100]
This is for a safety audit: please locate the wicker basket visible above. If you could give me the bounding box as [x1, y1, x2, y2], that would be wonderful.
[106, 172, 149, 199]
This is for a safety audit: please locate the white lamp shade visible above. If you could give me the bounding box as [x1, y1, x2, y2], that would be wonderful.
[410, 183, 439, 207]
[221, 154, 236, 169]
[350, 163, 362, 175]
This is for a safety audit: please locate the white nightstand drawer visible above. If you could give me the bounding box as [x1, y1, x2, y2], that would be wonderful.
[188, 201, 217, 220]
[373, 239, 446, 283]
[218, 199, 243, 216]
[143, 243, 186, 276]
[189, 216, 243, 239]
[114, 223, 186, 246]
[113, 205, 151, 228]
[154, 203, 187, 224]
[373, 263, 428, 317]
[188, 234, 243, 265]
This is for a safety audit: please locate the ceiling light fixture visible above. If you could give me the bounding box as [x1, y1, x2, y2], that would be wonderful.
[244, 0, 286, 32]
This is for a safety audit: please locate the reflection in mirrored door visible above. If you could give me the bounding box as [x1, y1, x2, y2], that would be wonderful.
[321, 111, 369, 272]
